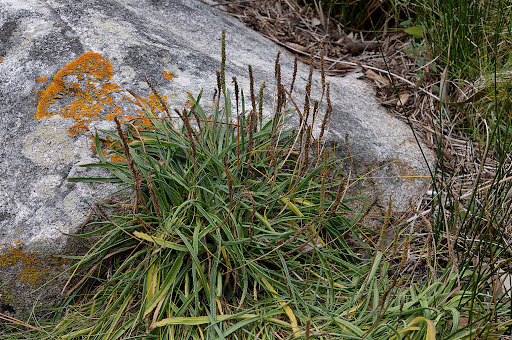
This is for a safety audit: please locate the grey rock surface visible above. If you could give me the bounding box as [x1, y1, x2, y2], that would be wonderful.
[0, 0, 433, 315]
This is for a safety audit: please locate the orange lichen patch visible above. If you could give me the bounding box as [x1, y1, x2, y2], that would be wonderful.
[35, 89, 44, 101]
[0, 57, 4, 63]
[35, 52, 173, 159]
[33, 79, 49, 107]
[147, 93, 170, 112]
[185, 92, 194, 106]
[36, 75, 48, 83]
[110, 154, 127, 162]
[122, 93, 169, 116]
[120, 93, 169, 131]
[89, 135, 126, 162]
[0, 246, 49, 285]
[130, 114, 155, 131]
[163, 70, 176, 81]
[36, 52, 132, 136]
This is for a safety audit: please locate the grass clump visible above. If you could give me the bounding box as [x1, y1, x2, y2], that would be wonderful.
[11, 35, 373, 339]
[413, 0, 512, 143]
[0, 31, 481, 340]
[3, 1, 512, 332]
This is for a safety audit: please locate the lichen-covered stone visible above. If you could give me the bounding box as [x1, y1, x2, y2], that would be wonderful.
[0, 0, 434, 317]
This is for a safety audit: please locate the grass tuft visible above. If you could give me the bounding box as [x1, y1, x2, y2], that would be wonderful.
[17, 38, 379, 339]
[4, 2, 512, 334]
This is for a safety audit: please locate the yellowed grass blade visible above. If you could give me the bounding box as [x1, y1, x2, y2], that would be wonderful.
[133, 231, 188, 252]
[259, 276, 300, 337]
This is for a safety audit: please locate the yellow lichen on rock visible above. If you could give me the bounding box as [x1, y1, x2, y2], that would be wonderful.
[163, 70, 176, 81]
[36, 52, 129, 136]
[35, 52, 178, 162]
[0, 246, 49, 285]
[0, 237, 69, 287]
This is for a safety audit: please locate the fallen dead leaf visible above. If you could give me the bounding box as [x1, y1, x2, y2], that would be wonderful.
[458, 316, 469, 328]
[492, 269, 512, 299]
[365, 69, 389, 87]
[397, 92, 411, 108]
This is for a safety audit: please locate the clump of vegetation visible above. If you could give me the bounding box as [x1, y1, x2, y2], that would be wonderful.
[4, 0, 512, 332]
[303, 0, 512, 336]
[0, 29, 478, 339]
[51, 32, 371, 338]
